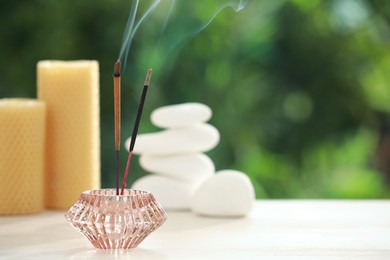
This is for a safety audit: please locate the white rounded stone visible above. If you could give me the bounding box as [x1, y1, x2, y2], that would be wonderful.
[125, 123, 220, 155]
[191, 170, 255, 217]
[139, 153, 215, 182]
[132, 175, 198, 210]
[151, 103, 212, 128]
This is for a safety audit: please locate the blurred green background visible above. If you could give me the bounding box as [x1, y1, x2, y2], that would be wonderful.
[1, 0, 390, 198]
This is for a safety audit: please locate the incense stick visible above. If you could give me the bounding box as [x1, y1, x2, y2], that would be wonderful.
[121, 68, 152, 195]
[113, 60, 121, 195]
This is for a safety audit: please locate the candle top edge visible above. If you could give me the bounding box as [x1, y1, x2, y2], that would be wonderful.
[38, 60, 99, 68]
[0, 98, 45, 108]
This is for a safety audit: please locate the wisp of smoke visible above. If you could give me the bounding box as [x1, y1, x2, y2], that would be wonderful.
[117, 0, 246, 75]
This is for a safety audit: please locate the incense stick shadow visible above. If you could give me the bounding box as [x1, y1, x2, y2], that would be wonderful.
[158, 210, 253, 233]
[68, 247, 166, 260]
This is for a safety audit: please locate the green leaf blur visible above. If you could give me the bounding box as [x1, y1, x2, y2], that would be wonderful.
[1, 0, 390, 198]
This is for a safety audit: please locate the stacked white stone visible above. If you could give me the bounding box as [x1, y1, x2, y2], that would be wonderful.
[125, 103, 219, 210]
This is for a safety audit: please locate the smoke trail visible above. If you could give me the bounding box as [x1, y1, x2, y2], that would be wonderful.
[122, 0, 161, 70]
[155, 0, 176, 48]
[147, 0, 247, 78]
[118, 0, 161, 70]
[118, 0, 246, 75]
[118, 0, 139, 61]
[165, 0, 246, 55]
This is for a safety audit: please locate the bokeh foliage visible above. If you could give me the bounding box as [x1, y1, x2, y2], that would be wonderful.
[1, 0, 390, 198]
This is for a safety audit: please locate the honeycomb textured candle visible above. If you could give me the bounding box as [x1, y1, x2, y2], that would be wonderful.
[0, 99, 46, 215]
[38, 60, 100, 209]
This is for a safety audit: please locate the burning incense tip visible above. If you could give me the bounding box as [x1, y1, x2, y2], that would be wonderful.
[114, 60, 121, 77]
[144, 68, 152, 86]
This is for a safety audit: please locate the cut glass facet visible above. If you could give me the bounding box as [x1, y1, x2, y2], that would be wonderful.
[65, 189, 167, 249]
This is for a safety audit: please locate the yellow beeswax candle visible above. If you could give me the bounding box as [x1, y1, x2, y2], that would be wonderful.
[38, 60, 100, 209]
[0, 99, 46, 215]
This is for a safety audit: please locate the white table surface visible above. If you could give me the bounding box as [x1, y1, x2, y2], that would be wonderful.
[0, 200, 389, 260]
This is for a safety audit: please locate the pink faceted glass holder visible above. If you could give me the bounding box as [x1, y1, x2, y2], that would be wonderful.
[65, 189, 167, 249]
